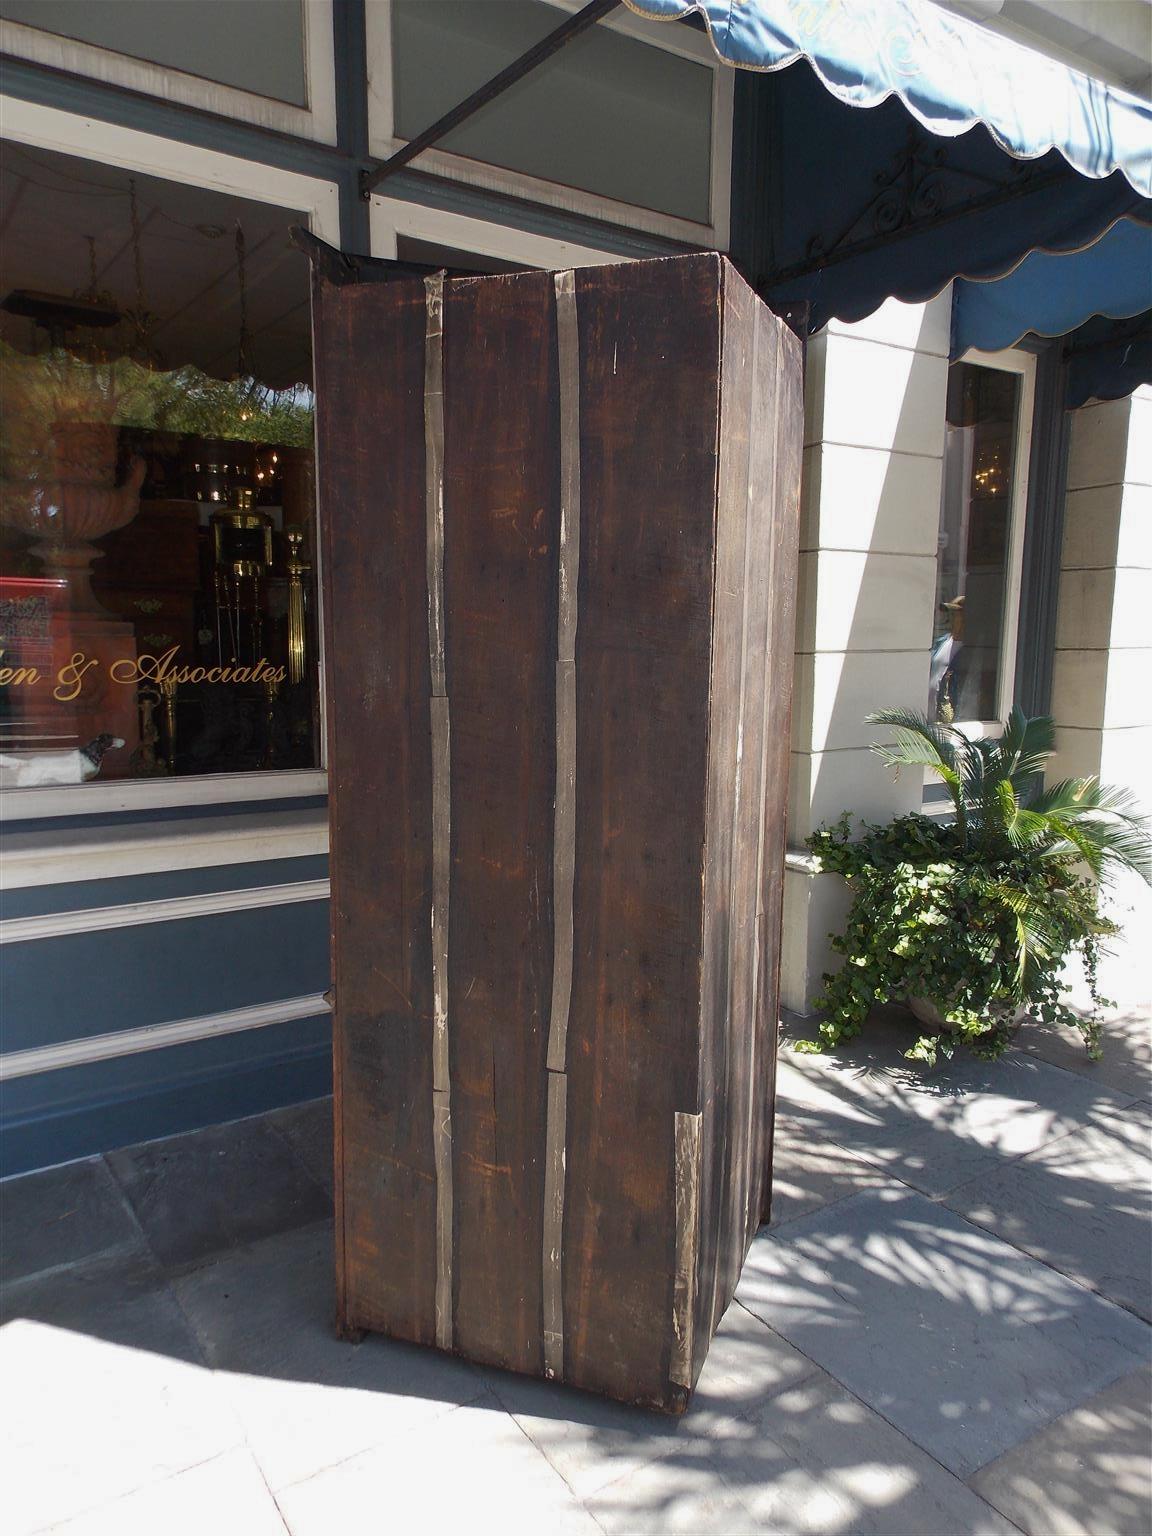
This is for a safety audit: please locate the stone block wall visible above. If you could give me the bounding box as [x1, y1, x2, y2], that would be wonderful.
[782, 293, 949, 1011]
[1050, 386, 1152, 1007]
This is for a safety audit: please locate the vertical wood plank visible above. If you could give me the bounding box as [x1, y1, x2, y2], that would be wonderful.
[670, 1110, 702, 1389]
[548, 659, 577, 1074]
[430, 694, 452, 1096]
[548, 267, 582, 1075]
[542, 268, 582, 1381]
[425, 277, 454, 1349]
[425, 277, 447, 702]
[562, 254, 721, 1410]
[433, 1086, 454, 1349]
[715, 278, 783, 1325]
[737, 312, 783, 1251]
[441, 270, 559, 1375]
[312, 273, 438, 1346]
[715, 354, 759, 1324]
[754, 308, 804, 1228]
[694, 266, 758, 1360]
[542, 1068, 568, 1378]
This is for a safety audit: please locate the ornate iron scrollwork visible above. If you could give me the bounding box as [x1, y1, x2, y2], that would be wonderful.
[776, 127, 1059, 285]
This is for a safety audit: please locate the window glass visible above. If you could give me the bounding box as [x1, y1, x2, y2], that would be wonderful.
[931, 362, 1022, 725]
[0, 0, 308, 107]
[0, 144, 320, 790]
[394, 235, 526, 275]
[390, 0, 713, 225]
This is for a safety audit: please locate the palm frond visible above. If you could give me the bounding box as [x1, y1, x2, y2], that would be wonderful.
[1026, 776, 1102, 816]
[1039, 820, 1108, 878]
[994, 707, 1055, 786]
[867, 710, 969, 831]
[863, 706, 1151, 883]
[964, 738, 1006, 842]
[1076, 818, 1151, 884]
[1027, 778, 1152, 884]
[998, 788, 1051, 851]
[987, 879, 1078, 998]
[866, 709, 962, 771]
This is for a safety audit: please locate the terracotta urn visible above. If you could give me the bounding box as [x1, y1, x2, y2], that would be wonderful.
[5, 419, 144, 616]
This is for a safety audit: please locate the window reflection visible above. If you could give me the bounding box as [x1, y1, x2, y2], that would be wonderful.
[931, 362, 1021, 725]
[0, 145, 318, 787]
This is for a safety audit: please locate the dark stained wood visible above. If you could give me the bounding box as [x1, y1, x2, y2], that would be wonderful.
[694, 263, 761, 1363]
[311, 274, 439, 1345]
[313, 252, 803, 1411]
[440, 270, 560, 1373]
[754, 299, 804, 1228]
[561, 255, 720, 1410]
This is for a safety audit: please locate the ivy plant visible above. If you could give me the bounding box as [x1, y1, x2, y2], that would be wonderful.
[801, 708, 1151, 1065]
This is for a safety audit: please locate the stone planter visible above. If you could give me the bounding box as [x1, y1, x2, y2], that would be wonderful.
[906, 994, 1029, 1031]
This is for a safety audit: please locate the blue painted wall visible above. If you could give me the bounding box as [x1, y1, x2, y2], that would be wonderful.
[0, 853, 329, 918]
[3, 903, 330, 1049]
[0, 1013, 331, 1177]
[0, 833, 332, 1175]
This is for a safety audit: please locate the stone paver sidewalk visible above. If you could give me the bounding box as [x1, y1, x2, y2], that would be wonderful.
[1, 1005, 1149, 1535]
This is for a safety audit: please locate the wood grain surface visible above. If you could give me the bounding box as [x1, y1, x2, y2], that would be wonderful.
[312, 272, 438, 1346]
[441, 269, 559, 1375]
[313, 253, 803, 1411]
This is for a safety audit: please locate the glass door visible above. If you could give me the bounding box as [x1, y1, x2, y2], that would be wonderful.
[931, 347, 1036, 733]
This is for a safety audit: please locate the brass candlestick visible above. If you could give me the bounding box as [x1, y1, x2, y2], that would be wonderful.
[133, 681, 168, 775]
[285, 527, 310, 686]
[210, 487, 273, 667]
[160, 672, 178, 771]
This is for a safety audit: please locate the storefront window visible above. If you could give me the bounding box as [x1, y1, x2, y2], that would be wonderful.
[0, 144, 319, 790]
[388, 0, 715, 225]
[0, 0, 309, 107]
[931, 361, 1024, 726]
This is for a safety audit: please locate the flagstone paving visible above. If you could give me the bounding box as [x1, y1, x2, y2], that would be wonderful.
[2, 1005, 1149, 1535]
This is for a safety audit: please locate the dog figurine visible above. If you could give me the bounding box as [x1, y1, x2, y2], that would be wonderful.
[0, 734, 126, 787]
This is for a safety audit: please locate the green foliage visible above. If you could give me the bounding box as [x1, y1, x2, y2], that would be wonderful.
[803, 708, 1151, 1065]
[0, 344, 314, 462]
[115, 363, 314, 447]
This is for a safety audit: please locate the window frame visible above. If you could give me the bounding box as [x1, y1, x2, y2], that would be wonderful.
[370, 195, 632, 271]
[939, 344, 1038, 740]
[0, 1, 338, 145]
[366, 0, 734, 250]
[0, 93, 341, 821]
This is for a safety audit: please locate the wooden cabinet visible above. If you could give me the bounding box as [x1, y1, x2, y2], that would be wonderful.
[91, 497, 201, 662]
[312, 252, 802, 1411]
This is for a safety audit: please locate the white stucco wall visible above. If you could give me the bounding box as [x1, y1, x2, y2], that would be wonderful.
[1050, 385, 1152, 1008]
[781, 291, 950, 1012]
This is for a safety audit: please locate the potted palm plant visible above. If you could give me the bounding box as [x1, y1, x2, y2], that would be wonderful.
[803, 708, 1151, 1064]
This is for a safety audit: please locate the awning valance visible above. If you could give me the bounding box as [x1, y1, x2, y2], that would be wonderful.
[1064, 312, 1152, 410]
[952, 219, 1152, 355]
[625, 0, 1152, 329]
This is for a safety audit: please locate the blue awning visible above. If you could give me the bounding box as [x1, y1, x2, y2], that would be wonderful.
[1064, 312, 1152, 409]
[625, 0, 1150, 193]
[625, 0, 1152, 329]
[952, 219, 1152, 354]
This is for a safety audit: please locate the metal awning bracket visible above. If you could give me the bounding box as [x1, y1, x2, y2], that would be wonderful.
[359, 0, 621, 201]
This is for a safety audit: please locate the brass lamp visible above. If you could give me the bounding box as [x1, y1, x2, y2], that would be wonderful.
[210, 487, 273, 665]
